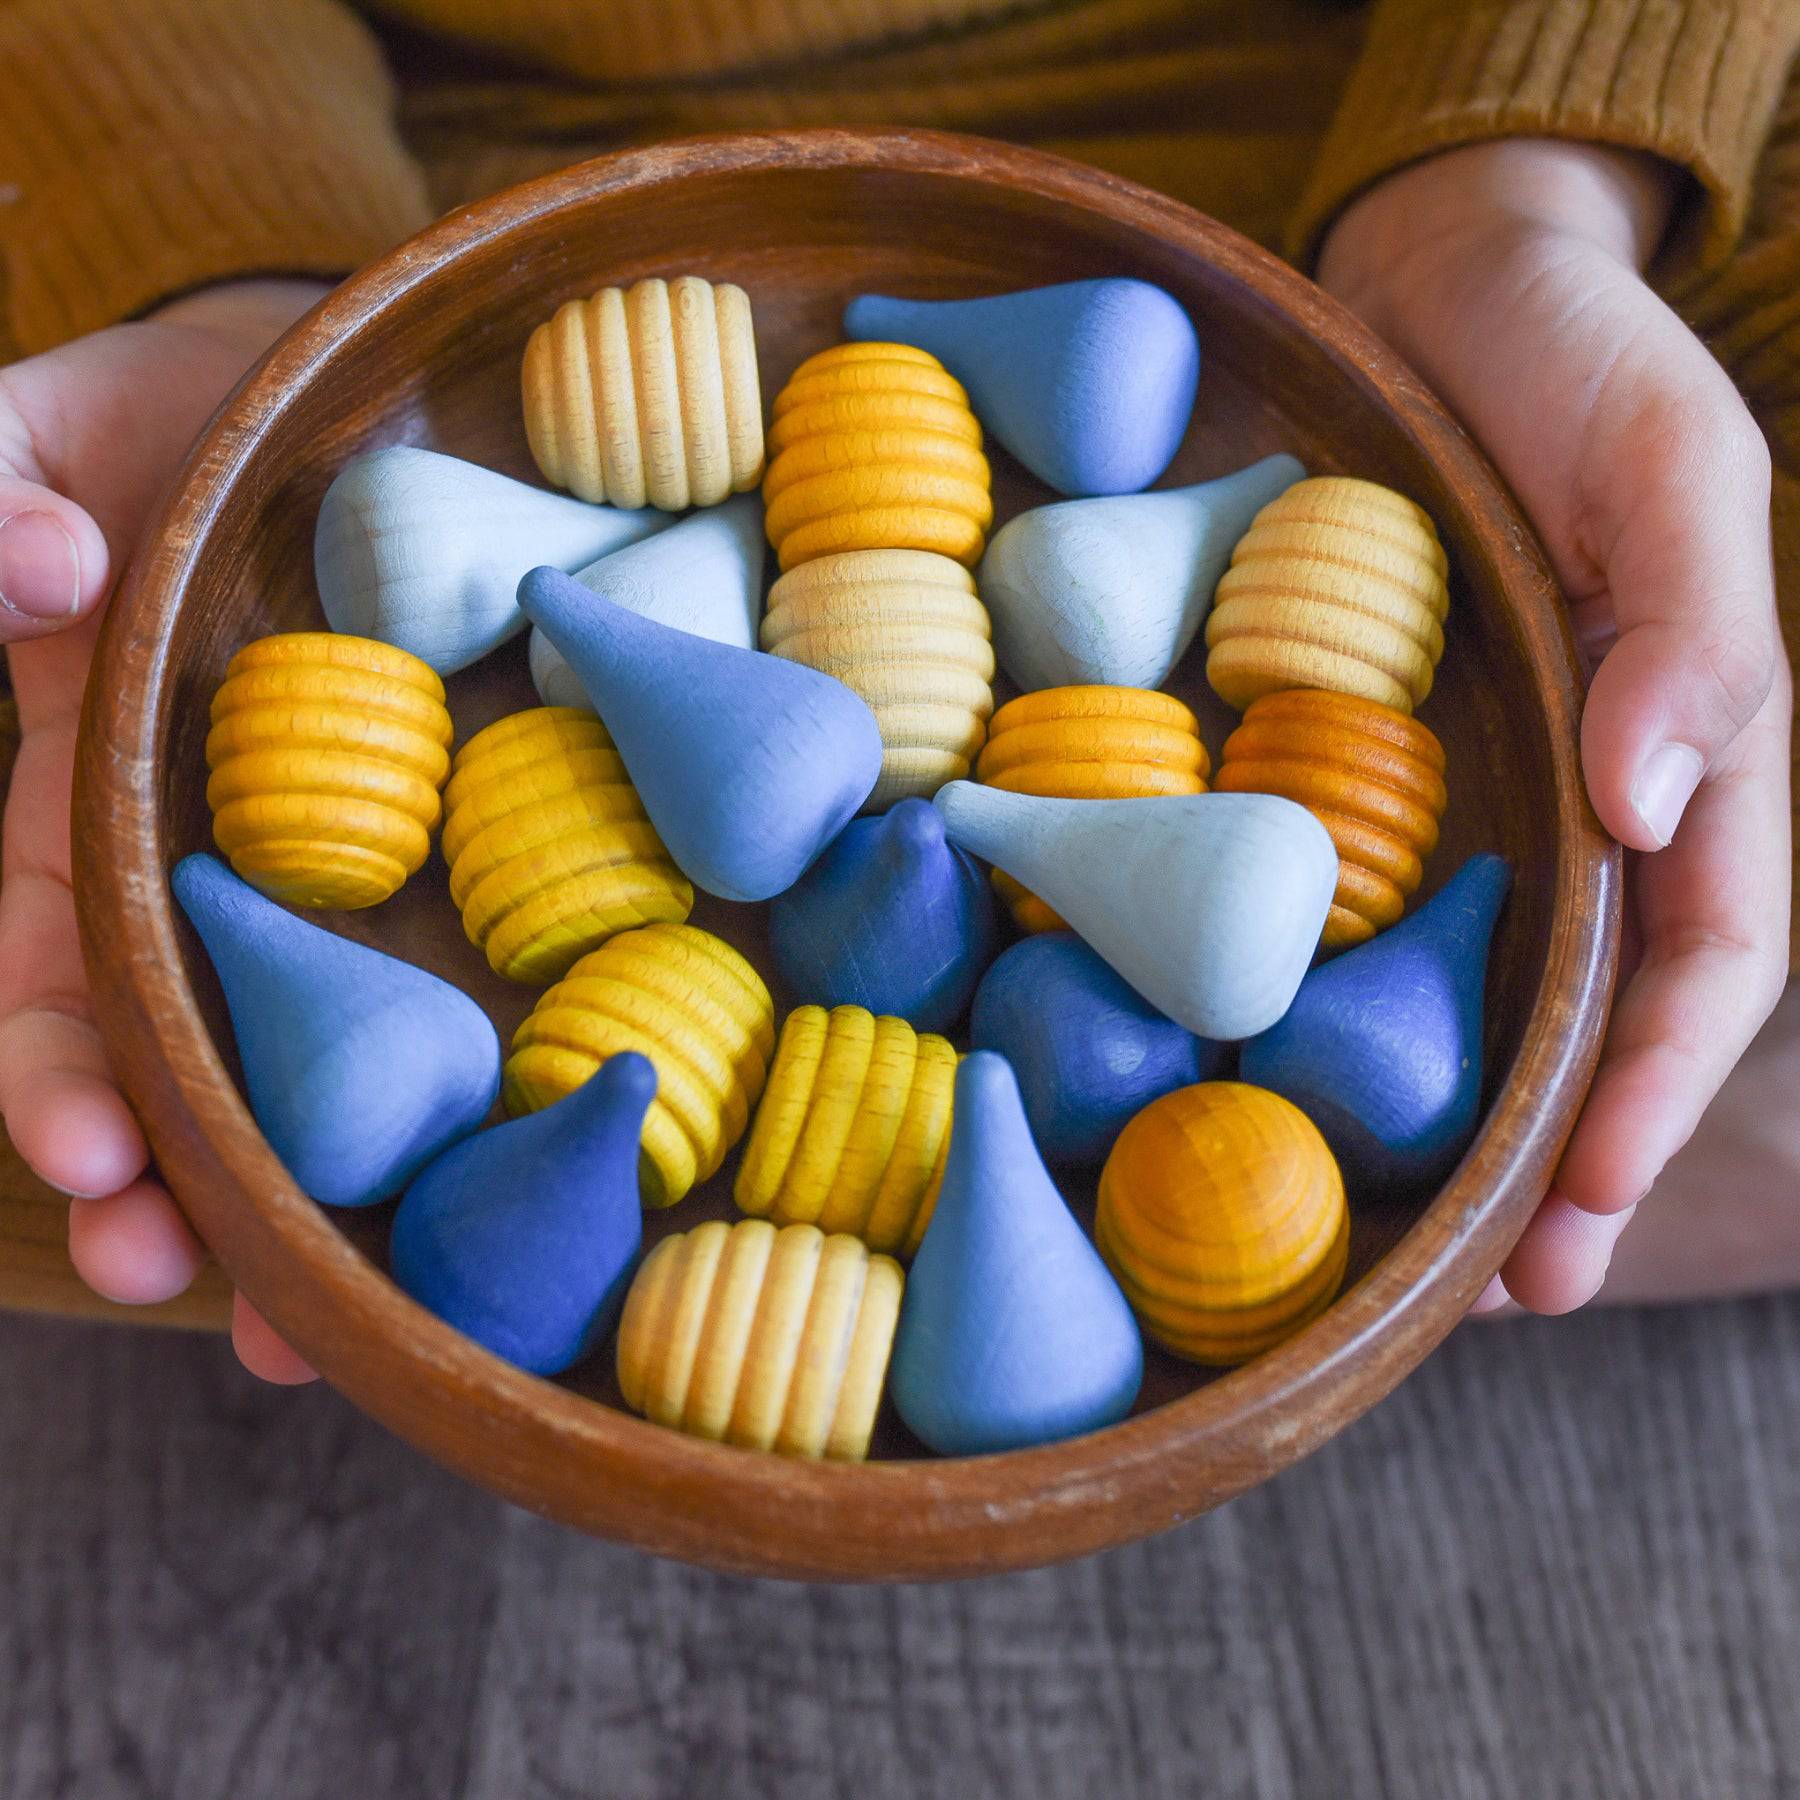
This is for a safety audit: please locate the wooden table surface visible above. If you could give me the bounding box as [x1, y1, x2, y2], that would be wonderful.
[2, 1293, 1796, 1800]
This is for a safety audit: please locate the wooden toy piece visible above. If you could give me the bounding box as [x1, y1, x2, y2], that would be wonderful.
[735, 1004, 957, 1258]
[975, 685, 1209, 933]
[979, 455, 1303, 692]
[389, 1051, 655, 1376]
[170, 854, 500, 1208]
[761, 342, 993, 571]
[1095, 1081, 1349, 1365]
[442, 707, 693, 985]
[760, 548, 995, 808]
[1216, 690, 1448, 949]
[1206, 476, 1450, 715]
[205, 632, 453, 912]
[844, 279, 1199, 497]
[505, 921, 775, 1209]
[616, 1218, 904, 1461]
[1239, 854, 1511, 1193]
[522, 275, 765, 510]
[934, 784, 1336, 1040]
[767, 800, 999, 1034]
[969, 934, 1230, 1167]
[891, 1052, 1143, 1455]
[314, 446, 668, 676]
[527, 494, 765, 710]
[518, 564, 883, 901]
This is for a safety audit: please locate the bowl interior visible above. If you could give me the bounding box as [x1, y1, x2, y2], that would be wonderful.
[83, 134, 1614, 1573]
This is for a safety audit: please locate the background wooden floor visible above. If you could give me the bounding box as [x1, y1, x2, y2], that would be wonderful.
[2, 1295, 1797, 1800]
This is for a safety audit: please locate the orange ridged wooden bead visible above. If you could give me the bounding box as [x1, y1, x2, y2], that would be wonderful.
[504, 922, 774, 1209]
[205, 632, 452, 910]
[735, 1005, 957, 1257]
[1096, 1082, 1349, 1367]
[522, 276, 764, 509]
[1215, 690, 1447, 949]
[1206, 477, 1449, 714]
[761, 549, 995, 808]
[762, 343, 993, 571]
[617, 1219, 904, 1460]
[974, 685, 1209, 932]
[441, 707, 693, 984]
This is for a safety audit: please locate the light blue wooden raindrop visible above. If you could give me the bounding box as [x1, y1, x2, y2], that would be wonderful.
[891, 1052, 1143, 1455]
[518, 562, 884, 902]
[1240, 854, 1512, 1193]
[768, 798, 998, 1032]
[844, 279, 1200, 496]
[969, 933, 1231, 1166]
[389, 1051, 655, 1375]
[171, 853, 500, 1207]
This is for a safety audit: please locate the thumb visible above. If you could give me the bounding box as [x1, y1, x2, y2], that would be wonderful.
[0, 453, 112, 643]
[1577, 400, 1778, 850]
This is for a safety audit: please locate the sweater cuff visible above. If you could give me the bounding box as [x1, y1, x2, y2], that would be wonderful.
[1288, 0, 1800, 277]
[0, 0, 434, 356]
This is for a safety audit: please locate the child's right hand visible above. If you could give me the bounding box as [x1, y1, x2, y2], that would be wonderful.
[0, 277, 329, 1382]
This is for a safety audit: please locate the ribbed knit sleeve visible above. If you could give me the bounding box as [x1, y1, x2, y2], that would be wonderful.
[0, 0, 434, 356]
[1287, 0, 1800, 275]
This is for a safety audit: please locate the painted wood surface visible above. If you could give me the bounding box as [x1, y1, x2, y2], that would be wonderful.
[2, 1295, 1796, 1799]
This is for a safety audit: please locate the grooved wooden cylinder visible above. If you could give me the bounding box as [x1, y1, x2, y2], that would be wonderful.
[1095, 1082, 1349, 1367]
[762, 343, 993, 571]
[1216, 690, 1448, 949]
[205, 632, 452, 910]
[735, 1005, 957, 1257]
[761, 548, 995, 808]
[522, 275, 764, 509]
[504, 921, 774, 1209]
[442, 707, 693, 985]
[617, 1218, 904, 1460]
[1206, 476, 1449, 714]
[974, 685, 1209, 932]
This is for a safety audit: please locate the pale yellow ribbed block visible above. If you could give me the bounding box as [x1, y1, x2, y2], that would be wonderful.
[617, 1218, 904, 1460]
[522, 276, 764, 509]
[761, 548, 995, 808]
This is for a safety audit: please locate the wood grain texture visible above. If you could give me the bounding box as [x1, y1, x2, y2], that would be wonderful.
[70, 131, 1619, 1577]
[1, 1298, 1797, 1799]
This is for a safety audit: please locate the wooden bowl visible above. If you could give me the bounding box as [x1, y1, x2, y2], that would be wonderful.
[73, 130, 1619, 1581]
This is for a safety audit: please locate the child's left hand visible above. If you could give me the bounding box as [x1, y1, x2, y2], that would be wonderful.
[1319, 139, 1793, 1312]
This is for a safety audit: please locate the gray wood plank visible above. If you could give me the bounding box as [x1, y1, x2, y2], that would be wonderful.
[2, 1299, 1797, 1800]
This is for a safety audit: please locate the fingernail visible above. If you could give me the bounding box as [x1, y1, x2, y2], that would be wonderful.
[0, 510, 80, 619]
[1630, 742, 1704, 848]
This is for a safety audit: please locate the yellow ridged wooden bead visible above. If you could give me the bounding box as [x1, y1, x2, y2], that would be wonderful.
[505, 922, 774, 1208]
[442, 707, 693, 984]
[974, 685, 1209, 932]
[205, 632, 452, 910]
[522, 276, 764, 510]
[760, 548, 995, 808]
[763, 343, 993, 571]
[617, 1218, 904, 1460]
[1095, 1082, 1349, 1367]
[735, 1005, 957, 1257]
[1216, 690, 1448, 949]
[1205, 476, 1449, 714]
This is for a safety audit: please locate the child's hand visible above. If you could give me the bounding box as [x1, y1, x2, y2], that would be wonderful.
[0, 278, 328, 1381]
[1319, 140, 1793, 1313]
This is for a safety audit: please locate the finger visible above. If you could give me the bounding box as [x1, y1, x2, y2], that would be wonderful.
[231, 1295, 319, 1386]
[1499, 1195, 1638, 1315]
[1578, 393, 1776, 851]
[1466, 1275, 1515, 1316]
[67, 1179, 206, 1304]
[0, 476, 111, 640]
[1558, 690, 1792, 1215]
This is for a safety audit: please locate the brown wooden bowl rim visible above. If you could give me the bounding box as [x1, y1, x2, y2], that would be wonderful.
[74, 127, 1621, 1581]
